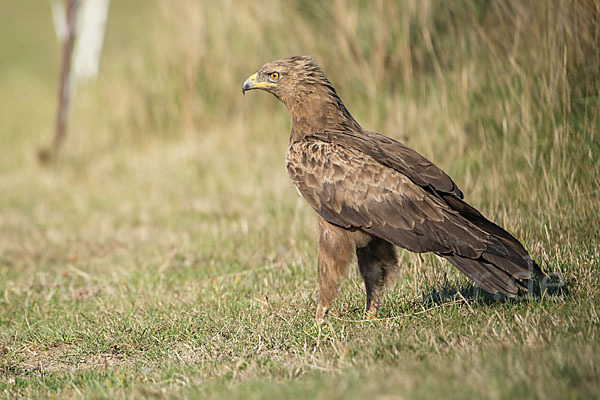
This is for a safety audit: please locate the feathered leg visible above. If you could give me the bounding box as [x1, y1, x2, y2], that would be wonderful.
[316, 217, 354, 324]
[357, 238, 398, 315]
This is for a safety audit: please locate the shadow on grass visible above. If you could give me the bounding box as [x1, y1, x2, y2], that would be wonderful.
[421, 272, 569, 307]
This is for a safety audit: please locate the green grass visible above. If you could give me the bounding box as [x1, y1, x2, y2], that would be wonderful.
[1, 0, 599, 398]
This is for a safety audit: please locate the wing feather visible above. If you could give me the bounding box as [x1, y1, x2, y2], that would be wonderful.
[286, 141, 490, 257]
[306, 131, 464, 199]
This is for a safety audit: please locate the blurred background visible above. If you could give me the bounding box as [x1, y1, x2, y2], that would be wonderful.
[0, 1, 599, 397]
[2, 0, 598, 178]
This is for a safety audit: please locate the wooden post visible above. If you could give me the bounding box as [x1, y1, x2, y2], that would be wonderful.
[44, 0, 78, 161]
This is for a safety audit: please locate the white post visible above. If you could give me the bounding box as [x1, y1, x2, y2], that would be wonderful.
[44, 0, 110, 160]
[52, 0, 78, 157]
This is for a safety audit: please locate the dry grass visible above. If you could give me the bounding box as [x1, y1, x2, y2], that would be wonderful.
[0, 0, 599, 398]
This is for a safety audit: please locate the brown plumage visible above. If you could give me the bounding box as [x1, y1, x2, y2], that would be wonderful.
[242, 56, 543, 323]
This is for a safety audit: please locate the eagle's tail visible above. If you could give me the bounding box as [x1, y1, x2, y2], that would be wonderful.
[441, 194, 545, 296]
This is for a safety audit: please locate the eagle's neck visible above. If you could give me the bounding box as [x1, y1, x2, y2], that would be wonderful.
[286, 85, 362, 144]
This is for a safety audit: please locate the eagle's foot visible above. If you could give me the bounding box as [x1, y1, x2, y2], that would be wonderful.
[315, 304, 329, 325]
[365, 297, 380, 316]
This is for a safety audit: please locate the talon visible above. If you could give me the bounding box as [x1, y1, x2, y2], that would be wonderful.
[316, 305, 329, 325]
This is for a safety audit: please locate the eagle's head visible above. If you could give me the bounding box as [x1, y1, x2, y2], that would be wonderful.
[242, 56, 332, 106]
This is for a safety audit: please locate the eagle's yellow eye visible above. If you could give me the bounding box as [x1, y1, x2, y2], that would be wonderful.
[270, 72, 279, 81]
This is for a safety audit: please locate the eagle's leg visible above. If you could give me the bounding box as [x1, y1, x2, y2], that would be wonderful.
[316, 217, 354, 324]
[356, 238, 398, 315]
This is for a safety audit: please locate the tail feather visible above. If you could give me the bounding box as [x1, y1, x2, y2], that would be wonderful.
[443, 254, 519, 295]
[441, 194, 544, 295]
[483, 252, 531, 279]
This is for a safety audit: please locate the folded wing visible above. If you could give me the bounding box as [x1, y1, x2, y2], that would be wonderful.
[286, 139, 541, 295]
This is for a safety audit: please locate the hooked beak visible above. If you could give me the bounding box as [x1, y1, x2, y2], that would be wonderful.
[242, 73, 274, 95]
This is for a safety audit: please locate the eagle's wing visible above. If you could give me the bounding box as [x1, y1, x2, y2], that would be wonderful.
[306, 130, 464, 199]
[286, 140, 487, 255]
[286, 140, 534, 295]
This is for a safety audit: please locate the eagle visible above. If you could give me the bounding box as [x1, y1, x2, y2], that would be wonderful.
[242, 56, 543, 323]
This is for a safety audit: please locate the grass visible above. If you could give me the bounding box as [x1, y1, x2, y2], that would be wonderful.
[1, 0, 599, 398]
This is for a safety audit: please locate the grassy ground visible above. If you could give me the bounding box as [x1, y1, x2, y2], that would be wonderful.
[1, 1, 599, 398]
